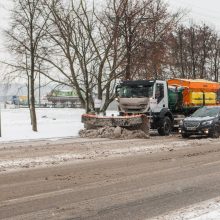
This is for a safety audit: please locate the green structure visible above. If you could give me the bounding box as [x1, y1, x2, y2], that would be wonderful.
[47, 89, 81, 108]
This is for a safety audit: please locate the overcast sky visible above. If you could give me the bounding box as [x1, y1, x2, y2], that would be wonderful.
[0, 0, 220, 58]
[0, 2, 11, 55]
[168, 0, 220, 32]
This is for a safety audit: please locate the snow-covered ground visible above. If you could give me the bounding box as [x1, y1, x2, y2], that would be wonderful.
[151, 197, 220, 220]
[0, 108, 85, 141]
[0, 108, 118, 142]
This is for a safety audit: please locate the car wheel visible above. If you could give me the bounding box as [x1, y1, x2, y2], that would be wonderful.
[158, 117, 172, 136]
[209, 126, 220, 138]
[182, 133, 190, 138]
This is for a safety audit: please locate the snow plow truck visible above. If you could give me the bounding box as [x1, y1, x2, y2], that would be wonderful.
[82, 79, 220, 136]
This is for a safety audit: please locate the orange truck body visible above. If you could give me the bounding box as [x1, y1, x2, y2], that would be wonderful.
[167, 78, 220, 107]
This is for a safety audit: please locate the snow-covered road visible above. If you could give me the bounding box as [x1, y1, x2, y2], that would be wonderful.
[1, 137, 220, 219]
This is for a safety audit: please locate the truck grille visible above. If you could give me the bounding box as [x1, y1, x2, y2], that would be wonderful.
[184, 121, 200, 128]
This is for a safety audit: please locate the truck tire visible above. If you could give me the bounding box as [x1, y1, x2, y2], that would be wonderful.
[209, 126, 220, 138]
[157, 116, 171, 136]
[119, 112, 124, 116]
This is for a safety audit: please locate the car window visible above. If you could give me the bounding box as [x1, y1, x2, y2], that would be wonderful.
[155, 83, 164, 103]
[191, 107, 220, 118]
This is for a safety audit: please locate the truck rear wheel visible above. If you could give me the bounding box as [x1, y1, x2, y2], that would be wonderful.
[157, 116, 171, 136]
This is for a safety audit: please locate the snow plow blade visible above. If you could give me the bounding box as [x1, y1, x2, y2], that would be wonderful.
[82, 114, 143, 127]
[81, 114, 149, 136]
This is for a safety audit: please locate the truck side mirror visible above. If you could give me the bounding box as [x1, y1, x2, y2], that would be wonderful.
[149, 98, 157, 109]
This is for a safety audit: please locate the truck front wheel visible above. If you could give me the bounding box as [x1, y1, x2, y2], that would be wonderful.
[157, 116, 172, 136]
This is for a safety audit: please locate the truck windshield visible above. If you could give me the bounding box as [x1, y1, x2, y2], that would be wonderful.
[119, 85, 153, 98]
[191, 107, 220, 118]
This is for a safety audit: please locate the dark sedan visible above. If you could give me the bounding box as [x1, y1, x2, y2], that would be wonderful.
[179, 106, 220, 138]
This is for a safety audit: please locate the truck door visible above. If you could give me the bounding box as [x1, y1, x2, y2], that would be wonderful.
[152, 81, 168, 113]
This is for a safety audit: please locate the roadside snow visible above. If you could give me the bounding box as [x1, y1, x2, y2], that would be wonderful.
[151, 197, 220, 220]
[0, 108, 120, 142]
[1, 136, 219, 172]
[0, 108, 84, 141]
[0, 153, 86, 170]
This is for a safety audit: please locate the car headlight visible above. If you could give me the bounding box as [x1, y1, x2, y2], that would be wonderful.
[201, 120, 213, 126]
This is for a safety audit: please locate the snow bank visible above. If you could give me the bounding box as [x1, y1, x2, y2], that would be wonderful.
[0, 153, 85, 170]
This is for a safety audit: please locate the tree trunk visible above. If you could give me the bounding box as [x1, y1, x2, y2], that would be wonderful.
[27, 75, 32, 125]
[190, 27, 196, 79]
[125, 16, 132, 80]
[178, 29, 185, 78]
[30, 17, 37, 132]
[30, 75, 37, 131]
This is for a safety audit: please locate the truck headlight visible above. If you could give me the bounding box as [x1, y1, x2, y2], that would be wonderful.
[201, 120, 213, 126]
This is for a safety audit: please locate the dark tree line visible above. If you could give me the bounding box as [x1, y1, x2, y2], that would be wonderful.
[169, 24, 220, 82]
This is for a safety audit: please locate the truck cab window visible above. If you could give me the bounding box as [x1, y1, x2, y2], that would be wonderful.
[155, 83, 164, 103]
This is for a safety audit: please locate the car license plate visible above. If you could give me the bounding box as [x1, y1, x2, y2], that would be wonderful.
[186, 127, 196, 131]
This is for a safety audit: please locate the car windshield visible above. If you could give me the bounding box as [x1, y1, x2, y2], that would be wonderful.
[191, 107, 220, 118]
[119, 85, 153, 98]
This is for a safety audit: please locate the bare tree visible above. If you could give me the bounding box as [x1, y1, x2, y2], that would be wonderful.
[170, 23, 220, 81]
[34, 0, 184, 113]
[4, 0, 49, 131]
[36, 0, 128, 113]
[210, 34, 220, 82]
[111, 0, 183, 80]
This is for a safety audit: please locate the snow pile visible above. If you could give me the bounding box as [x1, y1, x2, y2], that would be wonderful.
[79, 126, 149, 139]
[0, 153, 86, 171]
